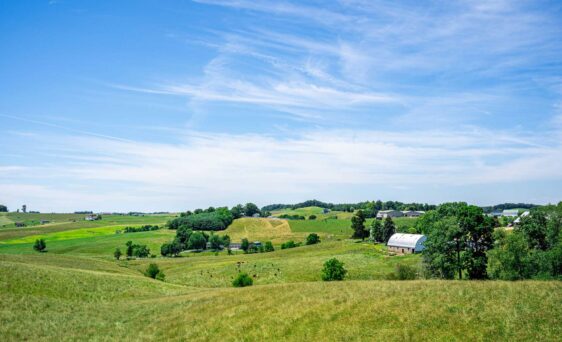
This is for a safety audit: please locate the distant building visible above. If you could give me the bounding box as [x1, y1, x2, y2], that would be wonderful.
[323, 208, 330, 214]
[85, 214, 101, 221]
[15, 222, 26, 227]
[387, 233, 427, 254]
[229, 243, 242, 250]
[40, 220, 50, 225]
[490, 210, 503, 217]
[502, 209, 520, 217]
[252, 213, 260, 218]
[401, 210, 425, 218]
[376, 210, 404, 219]
[252, 241, 262, 247]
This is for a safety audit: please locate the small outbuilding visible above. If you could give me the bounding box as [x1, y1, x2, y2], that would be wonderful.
[387, 233, 427, 254]
[502, 209, 519, 217]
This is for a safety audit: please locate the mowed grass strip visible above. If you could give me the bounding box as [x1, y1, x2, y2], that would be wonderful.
[0, 213, 175, 240]
[2, 225, 131, 244]
[1, 254, 559, 342]
[0, 229, 175, 257]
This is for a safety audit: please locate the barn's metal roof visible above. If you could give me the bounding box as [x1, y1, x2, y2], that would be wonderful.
[387, 233, 426, 248]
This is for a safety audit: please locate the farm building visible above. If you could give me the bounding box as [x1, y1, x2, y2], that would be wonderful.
[40, 220, 50, 224]
[387, 233, 427, 254]
[401, 210, 425, 217]
[85, 214, 101, 221]
[228, 243, 242, 250]
[513, 211, 530, 225]
[376, 210, 403, 219]
[502, 209, 520, 217]
[15, 222, 26, 227]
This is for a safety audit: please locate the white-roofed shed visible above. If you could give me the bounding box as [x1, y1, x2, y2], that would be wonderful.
[387, 233, 427, 254]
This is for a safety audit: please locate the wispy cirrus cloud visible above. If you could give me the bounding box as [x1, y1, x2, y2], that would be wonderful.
[3, 125, 561, 211]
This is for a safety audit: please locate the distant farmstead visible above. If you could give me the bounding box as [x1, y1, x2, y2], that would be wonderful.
[401, 210, 425, 218]
[387, 233, 427, 254]
[502, 209, 520, 217]
[376, 210, 404, 219]
[85, 214, 101, 221]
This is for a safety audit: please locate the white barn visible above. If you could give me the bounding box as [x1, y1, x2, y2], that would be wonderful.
[387, 233, 427, 254]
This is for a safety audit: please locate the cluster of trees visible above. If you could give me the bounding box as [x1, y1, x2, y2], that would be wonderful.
[161, 227, 232, 257]
[262, 199, 436, 216]
[169, 207, 234, 231]
[125, 241, 151, 258]
[487, 204, 561, 280]
[0, 204, 8, 212]
[240, 238, 274, 253]
[278, 214, 306, 220]
[122, 225, 159, 233]
[230, 203, 270, 218]
[421, 203, 495, 279]
[370, 217, 396, 243]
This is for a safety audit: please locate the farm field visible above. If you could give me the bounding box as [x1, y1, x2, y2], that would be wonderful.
[271, 206, 355, 220]
[0, 212, 175, 240]
[1, 214, 560, 341]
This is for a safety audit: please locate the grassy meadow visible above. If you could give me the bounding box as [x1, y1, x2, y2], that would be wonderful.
[0, 209, 560, 341]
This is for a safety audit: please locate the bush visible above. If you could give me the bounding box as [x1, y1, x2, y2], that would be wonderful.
[309, 215, 317, 220]
[145, 263, 165, 280]
[33, 239, 46, 252]
[264, 241, 275, 252]
[114, 248, 122, 260]
[322, 258, 347, 281]
[232, 272, 253, 287]
[281, 240, 301, 249]
[306, 233, 320, 245]
[387, 264, 418, 280]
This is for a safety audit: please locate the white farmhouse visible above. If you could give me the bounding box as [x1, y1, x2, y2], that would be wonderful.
[387, 233, 427, 254]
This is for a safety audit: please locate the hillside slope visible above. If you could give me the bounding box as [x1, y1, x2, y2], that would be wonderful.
[1, 253, 560, 341]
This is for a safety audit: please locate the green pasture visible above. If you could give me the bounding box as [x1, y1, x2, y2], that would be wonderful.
[1, 252, 560, 341]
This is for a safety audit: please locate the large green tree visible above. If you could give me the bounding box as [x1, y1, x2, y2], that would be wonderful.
[351, 210, 367, 240]
[422, 203, 494, 280]
[369, 219, 383, 242]
[382, 217, 396, 243]
[0, 204, 7, 212]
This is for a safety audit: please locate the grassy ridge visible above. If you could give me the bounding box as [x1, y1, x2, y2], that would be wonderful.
[1, 253, 560, 341]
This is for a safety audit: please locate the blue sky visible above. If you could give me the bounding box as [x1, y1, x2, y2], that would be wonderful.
[1, 0, 562, 212]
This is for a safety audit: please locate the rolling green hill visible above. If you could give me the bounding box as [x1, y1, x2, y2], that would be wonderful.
[1, 253, 560, 341]
[1, 215, 560, 341]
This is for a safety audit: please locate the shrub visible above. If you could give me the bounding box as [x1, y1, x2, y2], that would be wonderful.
[387, 264, 418, 280]
[33, 239, 46, 252]
[114, 248, 122, 260]
[264, 241, 275, 252]
[322, 258, 347, 281]
[306, 233, 320, 245]
[123, 225, 159, 233]
[281, 240, 301, 249]
[145, 263, 165, 281]
[241, 238, 250, 253]
[309, 214, 317, 220]
[232, 272, 253, 287]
